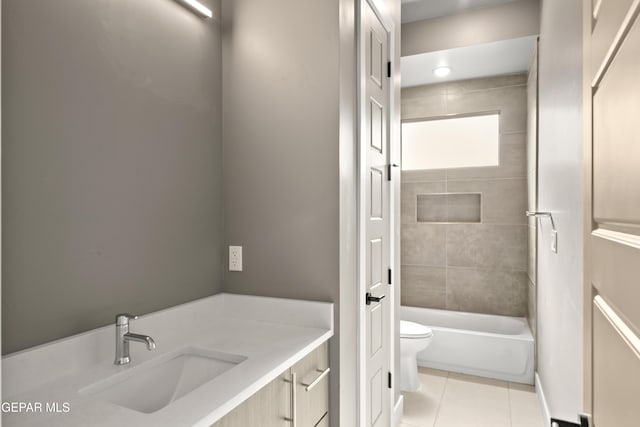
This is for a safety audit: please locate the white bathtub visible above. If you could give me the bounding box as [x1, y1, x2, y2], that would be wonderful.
[401, 306, 534, 384]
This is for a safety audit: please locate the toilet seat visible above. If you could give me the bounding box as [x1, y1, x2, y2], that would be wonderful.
[400, 320, 433, 339]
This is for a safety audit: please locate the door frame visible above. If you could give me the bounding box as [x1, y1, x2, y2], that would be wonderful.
[581, 0, 593, 417]
[356, 0, 397, 425]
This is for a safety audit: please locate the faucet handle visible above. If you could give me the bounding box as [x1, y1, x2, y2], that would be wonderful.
[115, 313, 139, 325]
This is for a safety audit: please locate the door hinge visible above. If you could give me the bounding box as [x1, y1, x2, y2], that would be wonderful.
[550, 418, 581, 427]
[549, 415, 591, 427]
[388, 268, 392, 285]
[579, 414, 592, 427]
[387, 164, 398, 181]
[387, 61, 391, 78]
[388, 372, 392, 389]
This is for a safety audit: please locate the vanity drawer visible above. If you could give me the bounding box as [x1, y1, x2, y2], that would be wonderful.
[291, 341, 329, 427]
[211, 370, 289, 427]
[211, 341, 329, 427]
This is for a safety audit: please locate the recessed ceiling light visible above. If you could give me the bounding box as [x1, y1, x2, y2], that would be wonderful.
[433, 66, 452, 77]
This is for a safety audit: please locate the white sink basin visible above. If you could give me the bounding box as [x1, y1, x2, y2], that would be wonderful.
[81, 347, 247, 413]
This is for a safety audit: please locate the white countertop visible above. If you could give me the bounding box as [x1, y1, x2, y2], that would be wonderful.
[2, 293, 334, 427]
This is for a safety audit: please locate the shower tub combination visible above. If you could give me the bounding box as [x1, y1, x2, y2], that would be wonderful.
[401, 306, 534, 385]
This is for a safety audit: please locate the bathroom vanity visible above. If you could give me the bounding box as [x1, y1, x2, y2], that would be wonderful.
[212, 342, 329, 427]
[2, 294, 333, 427]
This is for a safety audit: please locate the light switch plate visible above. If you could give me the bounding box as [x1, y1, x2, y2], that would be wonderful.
[229, 246, 242, 271]
[551, 230, 558, 253]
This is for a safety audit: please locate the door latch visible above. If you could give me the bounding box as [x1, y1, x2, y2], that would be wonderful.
[366, 293, 386, 305]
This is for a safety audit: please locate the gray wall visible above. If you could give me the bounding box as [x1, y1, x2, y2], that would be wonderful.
[220, 0, 401, 424]
[536, 0, 584, 421]
[221, 0, 341, 421]
[2, 0, 224, 354]
[402, 0, 540, 57]
[221, 0, 339, 303]
[401, 74, 529, 317]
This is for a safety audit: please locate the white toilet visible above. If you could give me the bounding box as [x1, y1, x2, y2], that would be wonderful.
[400, 320, 433, 392]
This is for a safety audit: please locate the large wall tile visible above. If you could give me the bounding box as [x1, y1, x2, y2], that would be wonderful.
[401, 94, 447, 120]
[446, 85, 527, 133]
[526, 62, 538, 178]
[402, 181, 447, 224]
[527, 170, 537, 216]
[527, 129, 538, 177]
[447, 178, 527, 224]
[402, 83, 447, 100]
[527, 278, 536, 338]
[498, 106, 528, 135]
[525, 57, 538, 362]
[401, 265, 447, 309]
[446, 224, 527, 270]
[400, 75, 530, 318]
[401, 169, 447, 183]
[445, 74, 527, 95]
[401, 224, 446, 266]
[527, 224, 537, 284]
[446, 267, 528, 316]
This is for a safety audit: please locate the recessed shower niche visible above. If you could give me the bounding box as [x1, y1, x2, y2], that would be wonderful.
[416, 193, 481, 223]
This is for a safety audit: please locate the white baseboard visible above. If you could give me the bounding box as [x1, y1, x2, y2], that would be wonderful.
[392, 395, 404, 426]
[535, 372, 551, 425]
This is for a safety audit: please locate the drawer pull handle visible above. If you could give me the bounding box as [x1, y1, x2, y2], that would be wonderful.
[302, 367, 330, 392]
[284, 372, 296, 426]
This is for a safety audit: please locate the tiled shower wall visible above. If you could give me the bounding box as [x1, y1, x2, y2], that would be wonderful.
[401, 74, 529, 317]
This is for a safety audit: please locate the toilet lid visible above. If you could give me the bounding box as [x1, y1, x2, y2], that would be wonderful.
[400, 320, 433, 338]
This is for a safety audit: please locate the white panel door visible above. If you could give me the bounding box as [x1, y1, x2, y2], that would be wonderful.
[361, 1, 391, 426]
[588, 1, 640, 425]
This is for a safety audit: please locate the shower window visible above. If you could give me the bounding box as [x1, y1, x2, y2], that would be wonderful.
[401, 113, 500, 170]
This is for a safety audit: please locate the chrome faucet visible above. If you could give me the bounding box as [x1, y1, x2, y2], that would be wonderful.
[114, 313, 156, 365]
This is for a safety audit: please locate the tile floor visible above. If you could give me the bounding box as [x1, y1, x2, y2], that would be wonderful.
[400, 368, 545, 427]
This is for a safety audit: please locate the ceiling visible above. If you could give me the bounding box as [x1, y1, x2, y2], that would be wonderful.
[400, 35, 537, 87]
[401, 0, 521, 23]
